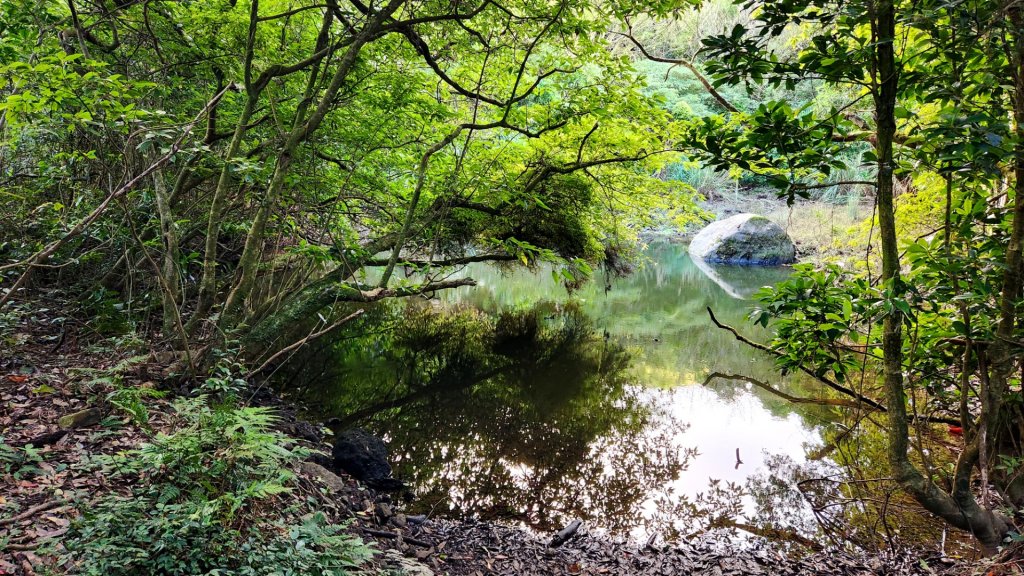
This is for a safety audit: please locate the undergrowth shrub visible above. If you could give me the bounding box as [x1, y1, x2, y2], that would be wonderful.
[0, 437, 44, 479]
[70, 354, 163, 429]
[56, 377, 372, 575]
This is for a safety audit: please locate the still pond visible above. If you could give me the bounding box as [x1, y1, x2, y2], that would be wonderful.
[285, 242, 837, 540]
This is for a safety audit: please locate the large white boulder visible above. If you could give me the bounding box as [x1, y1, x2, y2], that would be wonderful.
[689, 213, 796, 265]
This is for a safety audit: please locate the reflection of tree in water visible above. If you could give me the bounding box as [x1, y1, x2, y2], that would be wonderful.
[401, 400, 693, 534]
[740, 454, 838, 547]
[800, 421, 977, 553]
[725, 425, 977, 554]
[282, 300, 696, 534]
[281, 298, 860, 543]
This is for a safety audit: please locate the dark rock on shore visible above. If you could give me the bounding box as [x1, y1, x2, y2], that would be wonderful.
[332, 428, 400, 487]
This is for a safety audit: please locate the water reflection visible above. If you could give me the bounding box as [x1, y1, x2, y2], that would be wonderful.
[392, 381, 695, 535]
[283, 243, 835, 539]
[439, 243, 825, 408]
[284, 302, 695, 534]
[690, 256, 781, 299]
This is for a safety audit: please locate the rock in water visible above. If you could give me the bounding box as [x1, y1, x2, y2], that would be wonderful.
[689, 213, 796, 265]
[332, 428, 396, 486]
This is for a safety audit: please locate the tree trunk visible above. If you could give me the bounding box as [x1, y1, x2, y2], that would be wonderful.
[195, 96, 256, 323]
[987, 1, 1024, 510]
[222, 0, 406, 322]
[378, 128, 464, 287]
[151, 170, 180, 339]
[874, 0, 1010, 550]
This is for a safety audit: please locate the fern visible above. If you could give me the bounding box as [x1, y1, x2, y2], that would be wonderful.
[59, 381, 370, 575]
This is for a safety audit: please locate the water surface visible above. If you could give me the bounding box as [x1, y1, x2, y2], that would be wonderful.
[291, 243, 834, 539]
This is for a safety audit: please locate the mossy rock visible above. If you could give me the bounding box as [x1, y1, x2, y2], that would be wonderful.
[57, 407, 103, 429]
[688, 213, 796, 266]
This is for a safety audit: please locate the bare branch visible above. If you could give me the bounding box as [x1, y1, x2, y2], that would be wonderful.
[577, 122, 599, 164]
[364, 253, 517, 267]
[247, 309, 365, 377]
[613, 28, 738, 113]
[703, 371, 867, 408]
[706, 307, 960, 426]
[791, 180, 877, 191]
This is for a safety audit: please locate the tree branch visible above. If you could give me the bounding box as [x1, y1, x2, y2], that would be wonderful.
[703, 371, 866, 408]
[364, 253, 517, 267]
[791, 180, 877, 191]
[247, 309, 365, 377]
[706, 307, 960, 425]
[614, 28, 738, 114]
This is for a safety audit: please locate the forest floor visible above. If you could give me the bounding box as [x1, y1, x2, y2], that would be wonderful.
[0, 285, 1008, 576]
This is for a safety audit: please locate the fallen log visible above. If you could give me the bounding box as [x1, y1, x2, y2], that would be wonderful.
[0, 501, 63, 527]
[11, 429, 67, 448]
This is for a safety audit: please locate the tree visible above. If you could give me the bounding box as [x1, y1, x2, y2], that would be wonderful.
[688, 0, 1024, 550]
[0, 0, 696, 362]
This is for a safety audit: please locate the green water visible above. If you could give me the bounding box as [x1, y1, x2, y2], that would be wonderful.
[289, 243, 833, 539]
[439, 242, 806, 394]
